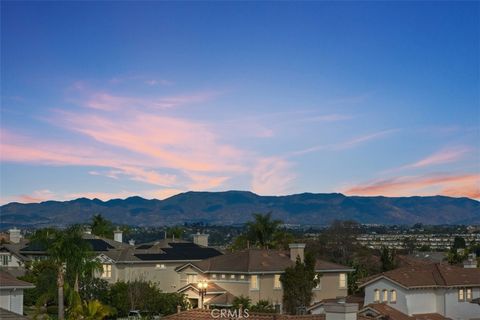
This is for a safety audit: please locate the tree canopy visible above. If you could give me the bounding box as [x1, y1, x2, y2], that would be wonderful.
[280, 253, 319, 315]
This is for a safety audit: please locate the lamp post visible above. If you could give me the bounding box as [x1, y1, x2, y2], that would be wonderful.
[197, 280, 208, 309]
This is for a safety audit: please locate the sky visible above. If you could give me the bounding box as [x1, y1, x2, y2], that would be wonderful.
[1, 1, 479, 203]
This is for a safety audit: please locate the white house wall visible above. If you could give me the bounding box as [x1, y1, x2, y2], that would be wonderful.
[0, 288, 24, 315]
[445, 288, 480, 320]
[364, 279, 409, 314]
[405, 289, 438, 315]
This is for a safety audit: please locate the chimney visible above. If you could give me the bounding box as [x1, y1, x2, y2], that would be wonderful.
[8, 228, 21, 244]
[463, 253, 477, 268]
[113, 228, 123, 243]
[324, 302, 358, 320]
[289, 243, 305, 262]
[193, 233, 209, 247]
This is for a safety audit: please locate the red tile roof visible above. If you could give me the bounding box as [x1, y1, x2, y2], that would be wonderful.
[163, 309, 326, 320]
[359, 263, 480, 288]
[0, 271, 34, 288]
[187, 249, 353, 273]
[360, 304, 450, 320]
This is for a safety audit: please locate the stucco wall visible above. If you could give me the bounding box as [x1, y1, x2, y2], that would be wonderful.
[405, 289, 439, 314]
[0, 288, 24, 315]
[312, 273, 349, 303]
[364, 279, 409, 314]
[445, 287, 480, 320]
[0, 253, 23, 267]
[114, 262, 185, 291]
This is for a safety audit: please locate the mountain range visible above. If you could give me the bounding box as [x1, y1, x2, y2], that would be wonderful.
[1, 191, 479, 228]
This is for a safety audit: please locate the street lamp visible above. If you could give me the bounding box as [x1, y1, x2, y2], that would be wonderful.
[197, 280, 208, 309]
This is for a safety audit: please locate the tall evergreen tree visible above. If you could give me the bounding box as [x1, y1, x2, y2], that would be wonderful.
[91, 214, 114, 238]
[280, 253, 319, 315]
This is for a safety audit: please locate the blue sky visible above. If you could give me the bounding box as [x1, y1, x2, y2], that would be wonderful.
[1, 1, 479, 203]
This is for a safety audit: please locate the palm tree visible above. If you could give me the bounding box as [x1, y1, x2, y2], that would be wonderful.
[246, 212, 282, 248]
[31, 226, 94, 320]
[82, 299, 113, 320]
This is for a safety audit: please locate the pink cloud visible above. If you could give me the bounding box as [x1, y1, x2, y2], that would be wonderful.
[343, 173, 480, 199]
[84, 91, 217, 111]
[408, 146, 471, 168]
[1, 189, 56, 204]
[251, 157, 296, 195]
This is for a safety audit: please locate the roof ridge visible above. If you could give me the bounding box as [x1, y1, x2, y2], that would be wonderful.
[433, 263, 447, 286]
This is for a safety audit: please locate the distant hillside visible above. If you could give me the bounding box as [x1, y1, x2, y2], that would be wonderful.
[1, 191, 479, 228]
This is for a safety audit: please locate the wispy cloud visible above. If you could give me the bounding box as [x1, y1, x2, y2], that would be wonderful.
[291, 128, 399, 156]
[109, 75, 174, 86]
[298, 113, 353, 123]
[83, 91, 217, 111]
[251, 157, 296, 195]
[343, 173, 480, 199]
[408, 146, 471, 168]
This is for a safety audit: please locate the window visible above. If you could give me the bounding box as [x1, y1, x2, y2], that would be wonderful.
[211, 274, 217, 279]
[274, 274, 281, 289]
[155, 264, 166, 269]
[382, 290, 388, 302]
[101, 264, 112, 278]
[466, 288, 472, 301]
[1, 255, 10, 266]
[315, 274, 322, 289]
[458, 288, 464, 301]
[390, 290, 397, 303]
[187, 274, 198, 284]
[230, 274, 235, 280]
[221, 274, 226, 279]
[240, 275, 245, 280]
[374, 289, 380, 302]
[339, 273, 346, 288]
[250, 275, 258, 290]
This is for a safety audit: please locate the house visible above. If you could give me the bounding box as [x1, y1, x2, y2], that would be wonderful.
[359, 262, 480, 320]
[94, 234, 223, 293]
[0, 271, 34, 316]
[358, 303, 449, 320]
[2, 229, 223, 294]
[174, 243, 354, 312]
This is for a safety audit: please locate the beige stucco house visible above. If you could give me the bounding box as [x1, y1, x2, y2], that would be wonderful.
[175, 243, 354, 312]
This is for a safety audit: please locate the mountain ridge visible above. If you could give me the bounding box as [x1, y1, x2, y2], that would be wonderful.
[1, 191, 479, 228]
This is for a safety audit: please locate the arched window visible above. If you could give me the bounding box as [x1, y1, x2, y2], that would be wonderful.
[374, 289, 380, 302]
[382, 289, 388, 302]
[390, 290, 397, 303]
